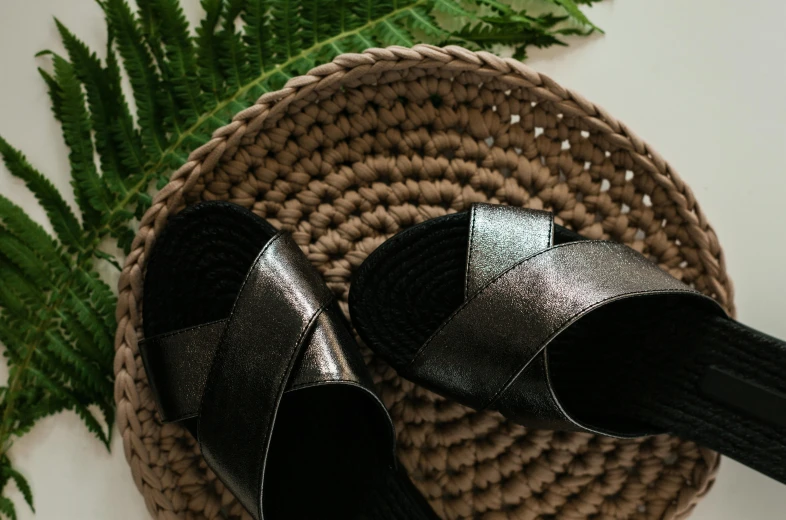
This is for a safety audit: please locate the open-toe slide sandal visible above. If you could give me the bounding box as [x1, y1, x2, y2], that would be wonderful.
[349, 202, 786, 484]
[140, 201, 439, 520]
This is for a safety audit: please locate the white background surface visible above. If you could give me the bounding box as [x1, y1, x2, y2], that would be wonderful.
[1, 0, 785, 518]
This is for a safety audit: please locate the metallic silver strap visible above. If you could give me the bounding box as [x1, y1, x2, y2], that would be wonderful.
[466, 203, 553, 298]
[406, 205, 725, 435]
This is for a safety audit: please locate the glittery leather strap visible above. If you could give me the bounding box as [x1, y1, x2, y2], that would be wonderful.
[141, 232, 395, 518]
[405, 205, 725, 436]
[465, 203, 553, 298]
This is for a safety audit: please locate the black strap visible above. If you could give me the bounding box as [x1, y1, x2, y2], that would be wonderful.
[139, 319, 225, 423]
[140, 231, 396, 519]
[406, 204, 726, 435]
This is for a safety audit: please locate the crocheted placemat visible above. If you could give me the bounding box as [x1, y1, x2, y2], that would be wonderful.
[115, 45, 733, 520]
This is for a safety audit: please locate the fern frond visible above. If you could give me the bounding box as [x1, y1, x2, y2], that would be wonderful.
[271, 0, 305, 61]
[0, 495, 17, 520]
[456, 6, 577, 59]
[43, 54, 109, 228]
[548, 0, 601, 32]
[0, 195, 62, 263]
[42, 330, 112, 397]
[0, 233, 51, 288]
[243, 0, 273, 73]
[73, 270, 115, 334]
[0, 324, 29, 369]
[354, 0, 395, 23]
[56, 308, 109, 370]
[63, 284, 113, 362]
[0, 281, 32, 320]
[3, 464, 33, 512]
[407, 6, 450, 38]
[302, 0, 336, 46]
[54, 20, 126, 198]
[0, 140, 82, 251]
[197, 0, 227, 103]
[26, 367, 110, 448]
[378, 18, 415, 46]
[149, 0, 205, 123]
[432, 0, 474, 18]
[218, 0, 252, 89]
[104, 31, 148, 182]
[0, 260, 43, 316]
[104, 0, 168, 156]
[331, 0, 363, 34]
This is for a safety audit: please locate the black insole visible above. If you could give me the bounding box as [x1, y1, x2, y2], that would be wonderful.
[143, 201, 438, 520]
[349, 210, 786, 484]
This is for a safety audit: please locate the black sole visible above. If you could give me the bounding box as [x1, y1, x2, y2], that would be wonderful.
[143, 201, 439, 520]
[349, 210, 786, 485]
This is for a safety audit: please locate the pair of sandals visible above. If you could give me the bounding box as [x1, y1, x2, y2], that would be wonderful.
[140, 201, 786, 519]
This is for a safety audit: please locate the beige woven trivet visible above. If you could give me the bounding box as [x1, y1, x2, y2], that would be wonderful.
[115, 45, 733, 520]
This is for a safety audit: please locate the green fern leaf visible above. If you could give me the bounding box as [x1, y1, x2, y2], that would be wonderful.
[455, 6, 578, 59]
[149, 0, 205, 123]
[43, 330, 112, 397]
[476, 0, 510, 15]
[56, 308, 109, 369]
[104, 0, 169, 156]
[0, 195, 62, 263]
[63, 285, 114, 362]
[44, 54, 109, 227]
[3, 467, 33, 512]
[331, 0, 363, 33]
[407, 6, 450, 38]
[104, 31, 148, 183]
[74, 270, 115, 333]
[549, 0, 601, 32]
[0, 495, 17, 520]
[0, 138, 82, 250]
[271, 0, 304, 60]
[0, 323, 28, 368]
[0, 259, 43, 316]
[432, 0, 474, 17]
[302, 0, 336, 46]
[27, 366, 110, 448]
[218, 0, 252, 89]
[243, 0, 274, 73]
[0, 278, 32, 319]
[354, 0, 395, 23]
[54, 20, 127, 198]
[196, 0, 227, 103]
[378, 18, 415, 46]
[0, 233, 51, 288]
[14, 390, 69, 430]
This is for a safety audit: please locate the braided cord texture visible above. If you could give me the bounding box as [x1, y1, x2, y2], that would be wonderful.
[115, 45, 732, 520]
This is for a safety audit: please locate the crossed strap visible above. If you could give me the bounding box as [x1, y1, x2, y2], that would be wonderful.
[139, 232, 395, 519]
[404, 203, 725, 436]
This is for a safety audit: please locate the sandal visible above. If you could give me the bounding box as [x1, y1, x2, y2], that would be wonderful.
[140, 201, 439, 520]
[349, 203, 786, 484]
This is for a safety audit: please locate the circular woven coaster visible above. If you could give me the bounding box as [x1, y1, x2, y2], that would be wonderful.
[115, 45, 733, 520]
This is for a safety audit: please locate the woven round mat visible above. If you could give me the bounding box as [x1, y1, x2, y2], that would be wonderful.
[115, 45, 734, 520]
